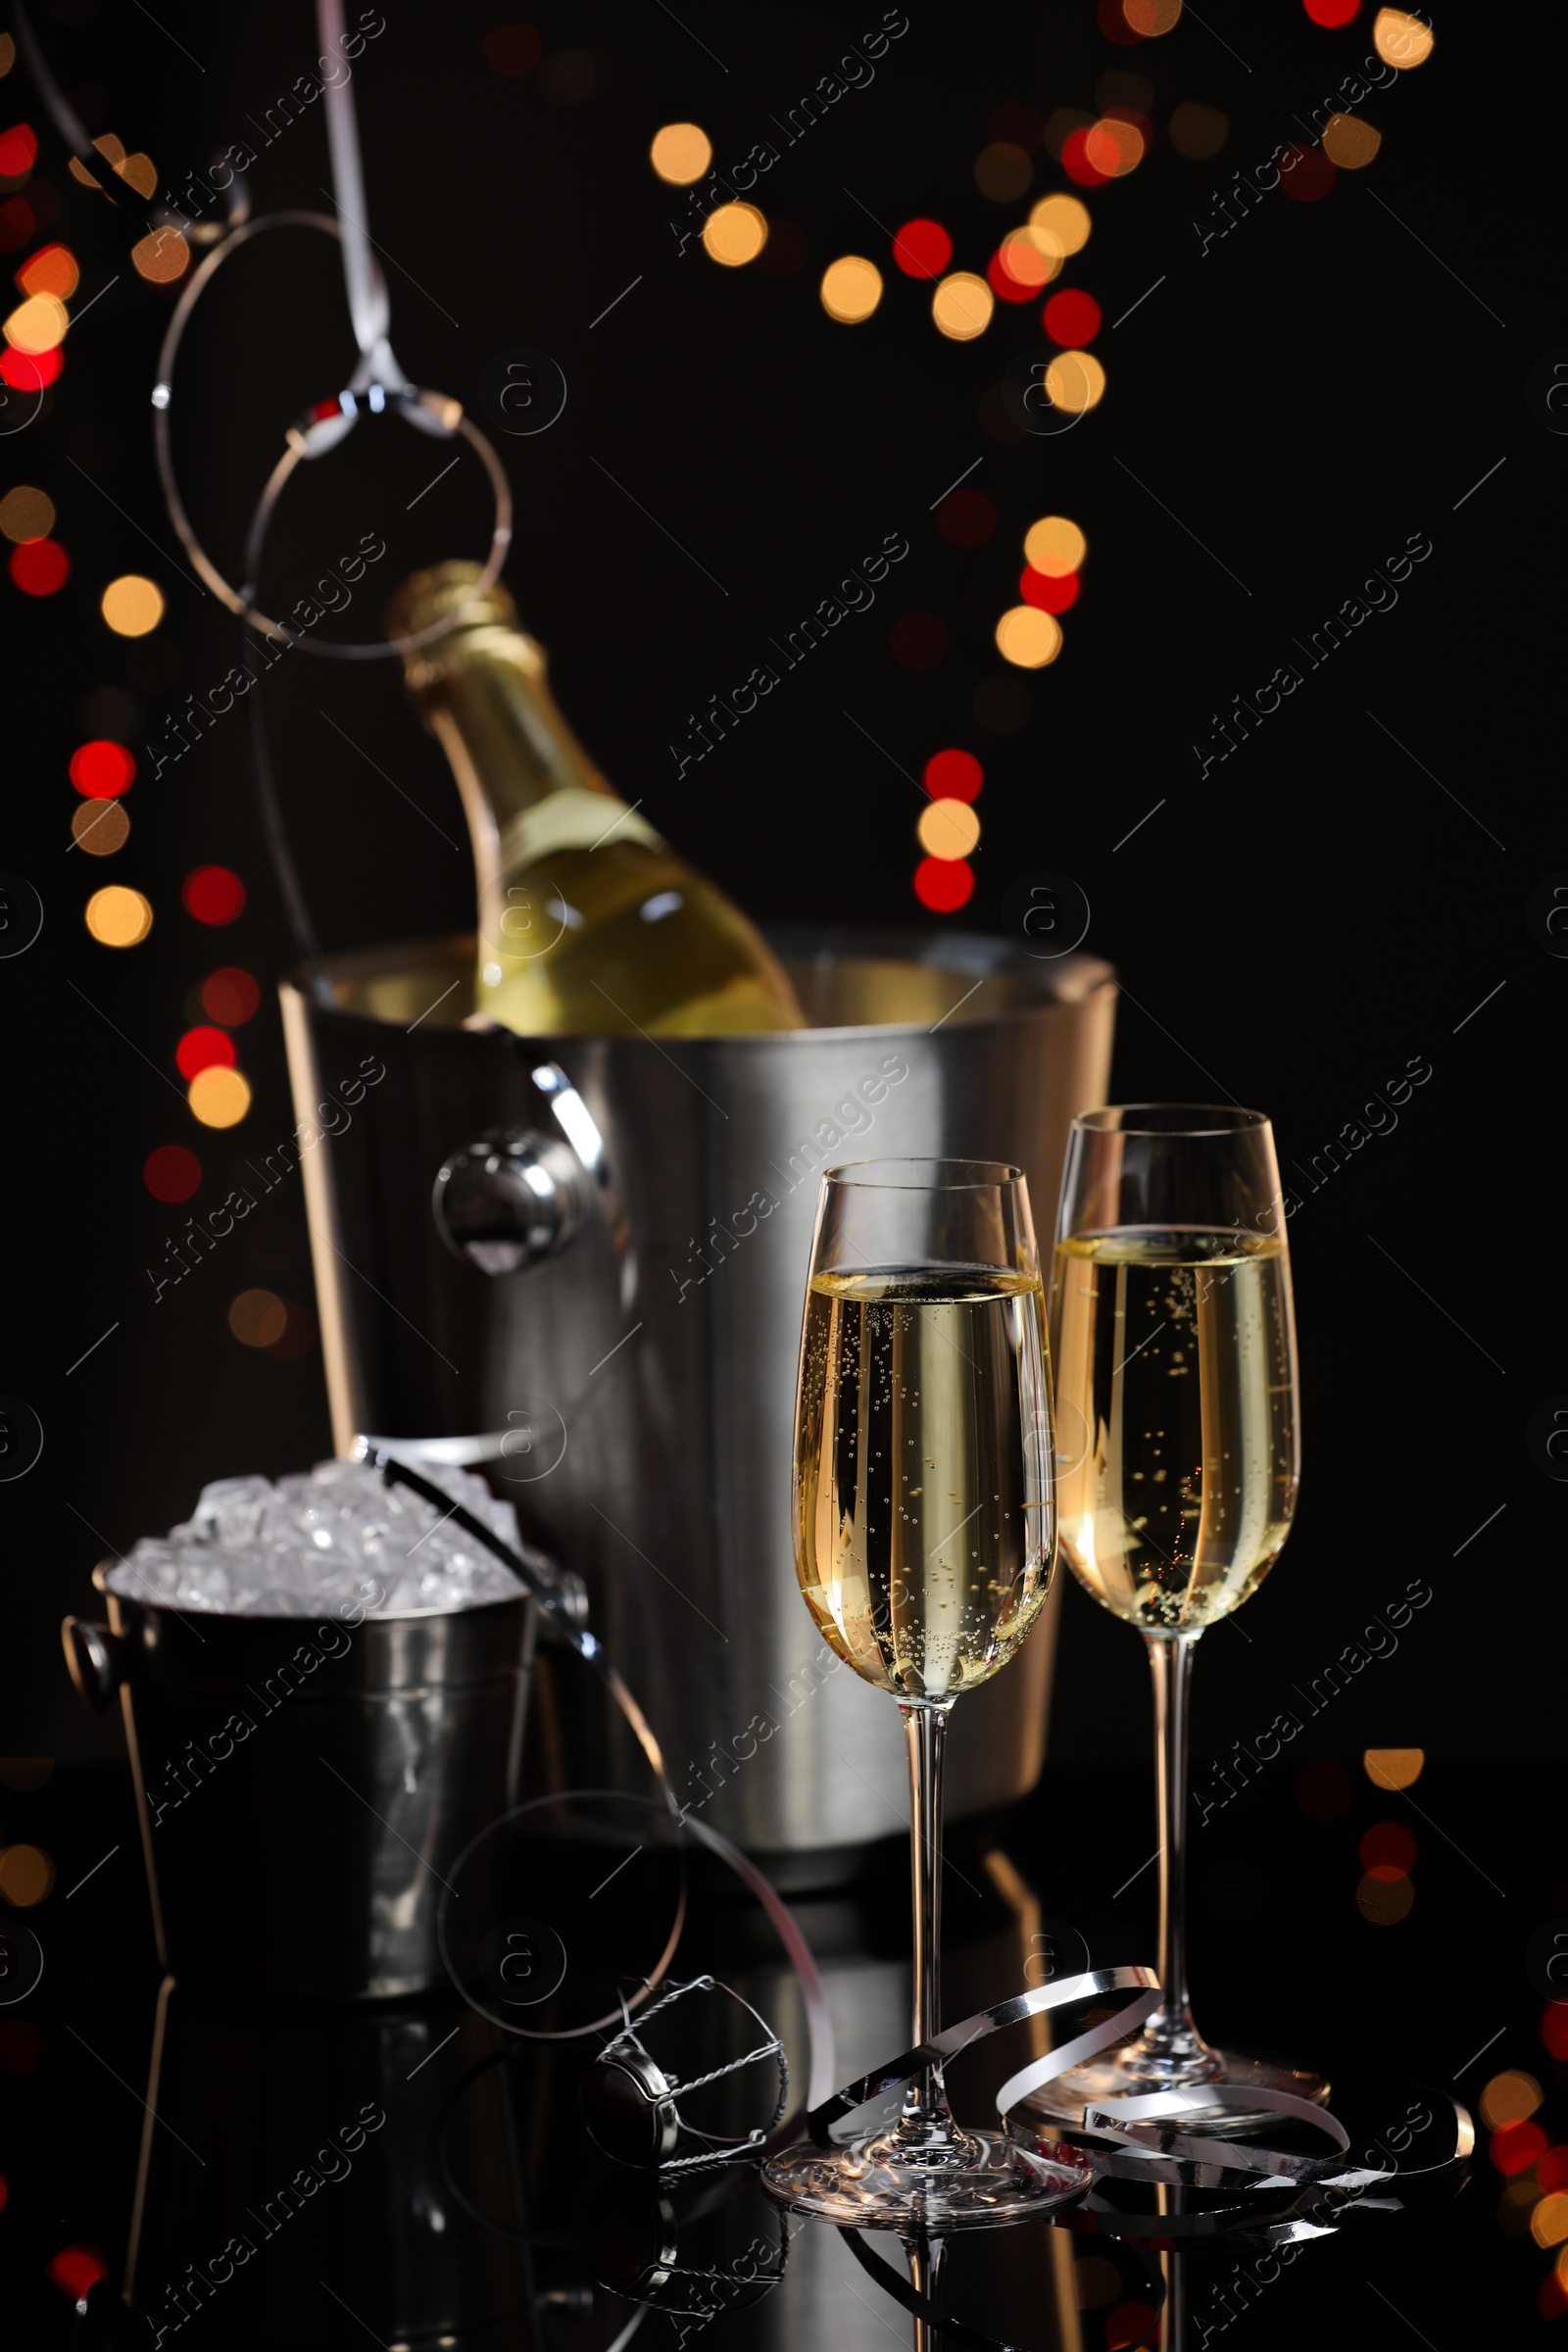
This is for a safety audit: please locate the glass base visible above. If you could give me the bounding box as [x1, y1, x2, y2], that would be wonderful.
[761, 2124, 1089, 2229]
[1022, 2043, 1331, 2139]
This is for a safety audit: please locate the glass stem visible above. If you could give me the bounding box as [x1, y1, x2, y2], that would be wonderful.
[900, 1699, 956, 2136]
[1141, 1632, 1214, 2073]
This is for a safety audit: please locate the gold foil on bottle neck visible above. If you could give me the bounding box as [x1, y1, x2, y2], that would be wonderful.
[386, 562, 546, 696]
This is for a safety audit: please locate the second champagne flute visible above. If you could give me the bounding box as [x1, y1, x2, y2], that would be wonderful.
[1026, 1104, 1325, 2131]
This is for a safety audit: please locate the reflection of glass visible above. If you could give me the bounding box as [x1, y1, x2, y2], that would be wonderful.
[1031, 1105, 1325, 2127]
[762, 1158, 1074, 2227]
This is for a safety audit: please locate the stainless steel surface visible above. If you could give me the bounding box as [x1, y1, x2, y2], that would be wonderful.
[74, 1566, 532, 2000]
[280, 924, 1116, 1856]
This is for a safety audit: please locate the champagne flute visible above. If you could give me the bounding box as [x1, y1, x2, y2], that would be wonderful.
[1026, 1104, 1324, 2129]
[761, 1158, 1076, 2228]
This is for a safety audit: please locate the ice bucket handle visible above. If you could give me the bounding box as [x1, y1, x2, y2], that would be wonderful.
[62, 1616, 125, 1714]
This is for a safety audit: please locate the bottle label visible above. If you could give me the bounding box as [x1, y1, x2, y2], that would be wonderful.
[501, 786, 662, 873]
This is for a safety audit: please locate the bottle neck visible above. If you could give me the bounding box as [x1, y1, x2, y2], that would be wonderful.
[406, 623, 618, 831]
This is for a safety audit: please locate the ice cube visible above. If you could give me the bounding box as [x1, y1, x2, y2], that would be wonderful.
[101, 1456, 523, 1617]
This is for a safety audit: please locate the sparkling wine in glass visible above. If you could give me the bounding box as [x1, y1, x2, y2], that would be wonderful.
[1027, 1104, 1325, 2130]
[761, 1158, 1080, 2229]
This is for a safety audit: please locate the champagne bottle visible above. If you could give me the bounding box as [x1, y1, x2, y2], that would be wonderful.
[385, 563, 805, 1036]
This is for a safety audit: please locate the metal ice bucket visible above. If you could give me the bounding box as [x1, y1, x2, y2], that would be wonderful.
[64, 1568, 532, 2000]
[279, 925, 1115, 1861]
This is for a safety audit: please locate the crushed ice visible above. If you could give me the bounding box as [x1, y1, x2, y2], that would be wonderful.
[102, 1458, 522, 1618]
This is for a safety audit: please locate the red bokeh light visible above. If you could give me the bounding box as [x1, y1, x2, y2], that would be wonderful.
[1542, 2004, 1568, 2061]
[1105, 2304, 1160, 2349]
[175, 1025, 237, 1081]
[143, 1145, 202, 1203]
[0, 123, 39, 180]
[201, 966, 261, 1026]
[1491, 2120, 1548, 2177]
[1302, 0, 1359, 22]
[0, 195, 34, 250]
[914, 857, 974, 913]
[182, 865, 246, 925]
[1541, 2273, 1568, 2324]
[267, 1300, 318, 1362]
[9, 535, 69, 594]
[892, 218, 953, 279]
[48, 2245, 108, 2303]
[1061, 127, 1111, 188]
[482, 22, 542, 74]
[0, 341, 62, 391]
[987, 247, 1039, 305]
[70, 740, 135, 799]
[0, 2020, 42, 2074]
[1281, 144, 1336, 202]
[1097, 0, 1144, 42]
[1537, 2146, 1568, 2194]
[889, 612, 949, 671]
[1043, 288, 1102, 347]
[937, 489, 996, 548]
[1295, 1758, 1353, 1819]
[1020, 566, 1079, 614]
[1358, 1821, 1418, 1875]
[923, 749, 983, 803]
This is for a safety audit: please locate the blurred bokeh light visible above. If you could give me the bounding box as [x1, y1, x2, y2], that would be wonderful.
[703, 204, 767, 267]
[101, 573, 165, 635]
[820, 255, 883, 322]
[84, 884, 152, 946]
[649, 122, 711, 184]
[932, 271, 993, 340]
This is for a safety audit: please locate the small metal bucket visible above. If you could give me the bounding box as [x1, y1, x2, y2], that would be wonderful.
[64, 1567, 532, 2001]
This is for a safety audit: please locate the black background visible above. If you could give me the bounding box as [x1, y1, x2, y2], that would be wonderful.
[0, 0, 1555, 1781]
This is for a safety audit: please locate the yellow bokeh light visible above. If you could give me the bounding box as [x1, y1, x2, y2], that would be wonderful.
[101, 574, 166, 637]
[189, 1065, 253, 1129]
[702, 203, 767, 267]
[1024, 514, 1087, 577]
[1000, 229, 1055, 289]
[1373, 8, 1435, 68]
[3, 294, 68, 355]
[1364, 1746, 1424, 1789]
[1322, 113, 1383, 170]
[931, 271, 993, 341]
[1123, 0, 1182, 29]
[917, 799, 982, 860]
[820, 255, 884, 323]
[996, 607, 1061, 669]
[18, 245, 78, 300]
[85, 885, 153, 947]
[1086, 117, 1146, 177]
[0, 1842, 54, 1906]
[1355, 1869, 1414, 1925]
[131, 227, 190, 284]
[116, 151, 158, 198]
[72, 799, 130, 857]
[1043, 350, 1106, 416]
[0, 31, 14, 74]
[228, 1288, 288, 1348]
[0, 484, 55, 542]
[1534, 2193, 1568, 2251]
[1029, 193, 1091, 259]
[1558, 2244, 1568, 2291]
[1479, 2071, 1544, 2131]
[650, 122, 712, 184]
